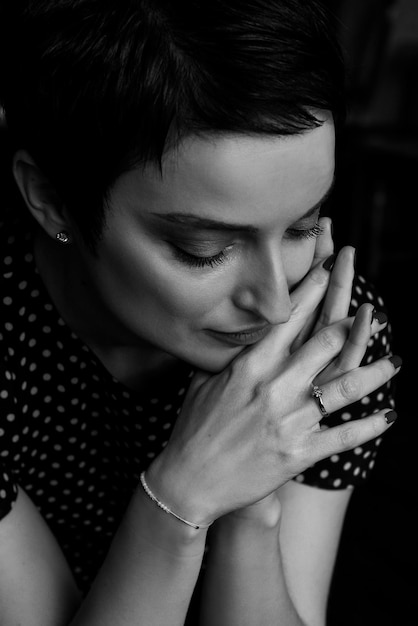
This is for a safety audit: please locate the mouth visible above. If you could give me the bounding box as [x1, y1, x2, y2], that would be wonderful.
[205, 325, 272, 346]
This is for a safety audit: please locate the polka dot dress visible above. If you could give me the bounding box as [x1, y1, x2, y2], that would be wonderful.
[297, 273, 396, 489]
[0, 213, 396, 591]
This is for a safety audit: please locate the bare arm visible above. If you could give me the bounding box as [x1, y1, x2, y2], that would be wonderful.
[277, 482, 351, 625]
[199, 484, 351, 626]
[199, 493, 302, 626]
[0, 485, 207, 626]
[71, 483, 206, 626]
[0, 487, 81, 625]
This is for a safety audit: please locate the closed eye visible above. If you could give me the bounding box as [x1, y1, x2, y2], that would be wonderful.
[285, 221, 324, 241]
[171, 245, 230, 269]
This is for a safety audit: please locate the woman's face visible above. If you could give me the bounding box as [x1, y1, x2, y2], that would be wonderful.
[79, 119, 335, 372]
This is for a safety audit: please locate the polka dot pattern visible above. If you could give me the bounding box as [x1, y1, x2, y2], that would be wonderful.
[0, 216, 396, 591]
[0, 218, 194, 590]
[294, 276, 396, 489]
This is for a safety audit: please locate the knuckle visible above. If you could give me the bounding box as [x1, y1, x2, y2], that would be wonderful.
[275, 435, 300, 467]
[337, 374, 361, 400]
[370, 414, 385, 437]
[317, 310, 332, 328]
[337, 414, 384, 452]
[308, 266, 329, 286]
[230, 354, 258, 381]
[252, 379, 275, 406]
[290, 298, 304, 319]
[337, 424, 357, 450]
[315, 327, 341, 352]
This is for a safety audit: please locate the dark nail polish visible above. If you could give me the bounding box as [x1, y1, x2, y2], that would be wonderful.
[322, 254, 336, 271]
[372, 310, 387, 325]
[389, 355, 402, 369]
[385, 410, 398, 424]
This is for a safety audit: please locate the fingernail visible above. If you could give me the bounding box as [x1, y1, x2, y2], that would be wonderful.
[385, 410, 397, 424]
[372, 309, 387, 324]
[389, 355, 402, 369]
[322, 254, 336, 271]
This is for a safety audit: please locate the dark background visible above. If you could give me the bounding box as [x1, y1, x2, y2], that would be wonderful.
[324, 1, 418, 625]
[1, 1, 417, 624]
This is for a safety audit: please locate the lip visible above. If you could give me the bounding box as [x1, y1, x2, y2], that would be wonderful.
[205, 325, 272, 346]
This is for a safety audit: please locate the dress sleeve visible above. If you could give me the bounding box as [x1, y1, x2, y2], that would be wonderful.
[294, 274, 396, 490]
[0, 467, 18, 519]
[0, 356, 19, 519]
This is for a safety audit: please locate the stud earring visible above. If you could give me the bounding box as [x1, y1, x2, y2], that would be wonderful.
[55, 231, 70, 244]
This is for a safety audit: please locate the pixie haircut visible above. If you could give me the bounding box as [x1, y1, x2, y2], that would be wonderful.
[0, 0, 345, 250]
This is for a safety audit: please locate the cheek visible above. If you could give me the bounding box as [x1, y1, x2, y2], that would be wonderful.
[96, 238, 224, 321]
[151, 274, 220, 319]
[283, 242, 316, 287]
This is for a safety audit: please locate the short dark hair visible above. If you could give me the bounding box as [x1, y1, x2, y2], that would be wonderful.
[0, 0, 345, 250]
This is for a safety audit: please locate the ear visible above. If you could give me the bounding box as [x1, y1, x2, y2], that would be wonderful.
[13, 149, 70, 240]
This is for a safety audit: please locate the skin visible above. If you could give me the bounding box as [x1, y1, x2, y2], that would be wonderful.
[32, 117, 336, 379]
[6, 114, 399, 626]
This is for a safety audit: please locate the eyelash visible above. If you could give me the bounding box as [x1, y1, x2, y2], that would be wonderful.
[173, 246, 228, 269]
[173, 222, 324, 269]
[285, 222, 324, 241]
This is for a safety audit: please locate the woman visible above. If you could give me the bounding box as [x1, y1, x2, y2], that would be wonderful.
[0, 1, 400, 625]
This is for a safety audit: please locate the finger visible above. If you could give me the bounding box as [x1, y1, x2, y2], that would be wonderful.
[336, 304, 388, 370]
[313, 245, 355, 331]
[309, 408, 398, 464]
[287, 317, 354, 385]
[266, 217, 334, 352]
[270, 217, 334, 347]
[288, 218, 335, 352]
[292, 244, 354, 353]
[314, 304, 389, 386]
[310, 354, 401, 423]
[246, 257, 334, 369]
[312, 216, 334, 267]
[329, 301, 372, 367]
[315, 303, 369, 385]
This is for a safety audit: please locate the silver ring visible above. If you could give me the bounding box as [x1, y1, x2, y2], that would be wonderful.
[311, 385, 329, 418]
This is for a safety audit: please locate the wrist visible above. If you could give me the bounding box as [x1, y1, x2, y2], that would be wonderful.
[140, 471, 212, 531]
[222, 493, 282, 530]
[144, 456, 215, 532]
[133, 478, 208, 554]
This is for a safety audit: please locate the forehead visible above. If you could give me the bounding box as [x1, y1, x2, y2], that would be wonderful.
[111, 120, 335, 225]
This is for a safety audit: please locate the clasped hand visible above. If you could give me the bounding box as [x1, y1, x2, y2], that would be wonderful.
[149, 219, 399, 527]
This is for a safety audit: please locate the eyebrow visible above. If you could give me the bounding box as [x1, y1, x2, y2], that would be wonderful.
[151, 176, 335, 233]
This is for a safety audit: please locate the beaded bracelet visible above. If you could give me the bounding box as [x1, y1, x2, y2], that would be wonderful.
[139, 472, 212, 531]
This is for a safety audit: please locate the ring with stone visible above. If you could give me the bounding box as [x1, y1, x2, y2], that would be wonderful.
[311, 384, 329, 418]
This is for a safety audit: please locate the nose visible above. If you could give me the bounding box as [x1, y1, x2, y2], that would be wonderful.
[232, 244, 292, 325]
